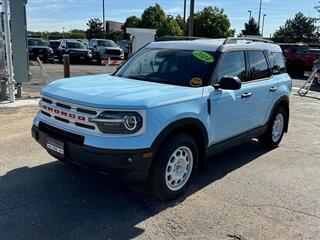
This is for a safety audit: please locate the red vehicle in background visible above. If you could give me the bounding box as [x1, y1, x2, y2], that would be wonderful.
[279, 43, 320, 77]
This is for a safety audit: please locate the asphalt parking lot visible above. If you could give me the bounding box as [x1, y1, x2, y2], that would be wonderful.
[1, 65, 320, 239]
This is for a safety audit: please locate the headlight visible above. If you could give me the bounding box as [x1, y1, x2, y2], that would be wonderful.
[89, 111, 143, 134]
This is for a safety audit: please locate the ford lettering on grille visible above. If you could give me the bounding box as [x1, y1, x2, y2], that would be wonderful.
[42, 104, 86, 121]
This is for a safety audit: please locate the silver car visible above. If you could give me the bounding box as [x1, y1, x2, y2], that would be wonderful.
[89, 39, 124, 63]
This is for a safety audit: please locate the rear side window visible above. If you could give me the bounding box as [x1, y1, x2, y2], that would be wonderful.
[247, 51, 271, 80]
[217, 51, 246, 82]
[268, 52, 286, 74]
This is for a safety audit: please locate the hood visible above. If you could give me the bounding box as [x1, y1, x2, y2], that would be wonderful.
[101, 46, 122, 51]
[68, 48, 90, 52]
[41, 74, 204, 109]
[29, 46, 50, 50]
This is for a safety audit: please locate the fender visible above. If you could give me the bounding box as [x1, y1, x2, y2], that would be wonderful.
[151, 118, 209, 151]
[268, 95, 290, 132]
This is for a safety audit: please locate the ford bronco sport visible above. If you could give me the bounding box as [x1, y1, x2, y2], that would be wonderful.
[32, 37, 292, 201]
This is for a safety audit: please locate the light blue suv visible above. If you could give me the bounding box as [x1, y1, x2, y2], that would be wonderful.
[32, 37, 292, 201]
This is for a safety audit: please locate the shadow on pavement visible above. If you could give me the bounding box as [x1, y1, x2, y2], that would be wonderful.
[0, 140, 269, 240]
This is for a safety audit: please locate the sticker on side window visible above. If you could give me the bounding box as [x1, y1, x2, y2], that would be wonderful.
[192, 51, 214, 63]
[190, 77, 203, 87]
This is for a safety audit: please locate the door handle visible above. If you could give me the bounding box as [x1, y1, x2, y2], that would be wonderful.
[241, 92, 253, 98]
[270, 86, 278, 92]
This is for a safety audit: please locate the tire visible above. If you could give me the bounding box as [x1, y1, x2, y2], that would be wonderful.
[258, 106, 287, 149]
[315, 77, 320, 86]
[95, 53, 101, 65]
[148, 134, 198, 201]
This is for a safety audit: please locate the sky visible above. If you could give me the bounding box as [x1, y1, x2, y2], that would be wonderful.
[26, 0, 319, 37]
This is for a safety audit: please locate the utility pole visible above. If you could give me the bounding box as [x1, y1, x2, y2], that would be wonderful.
[248, 10, 252, 20]
[188, 0, 195, 36]
[183, 0, 187, 34]
[103, 0, 106, 35]
[257, 0, 262, 30]
[262, 14, 266, 37]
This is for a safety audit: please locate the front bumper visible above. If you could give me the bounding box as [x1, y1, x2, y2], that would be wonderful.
[31, 123, 153, 179]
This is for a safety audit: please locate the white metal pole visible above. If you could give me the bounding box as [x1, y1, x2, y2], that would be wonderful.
[3, 0, 15, 102]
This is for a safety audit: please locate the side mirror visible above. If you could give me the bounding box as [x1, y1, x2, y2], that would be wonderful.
[214, 76, 241, 90]
[93, 45, 97, 49]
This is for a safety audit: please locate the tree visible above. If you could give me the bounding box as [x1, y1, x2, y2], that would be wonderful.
[140, 3, 166, 30]
[175, 14, 185, 31]
[240, 17, 260, 36]
[192, 6, 235, 38]
[122, 16, 141, 32]
[273, 12, 318, 43]
[158, 16, 183, 37]
[85, 18, 105, 40]
[69, 29, 86, 39]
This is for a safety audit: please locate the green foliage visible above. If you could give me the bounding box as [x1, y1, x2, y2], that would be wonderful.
[122, 16, 141, 32]
[108, 31, 124, 42]
[193, 6, 235, 38]
[49, 31, 64, 40]
[273, 12, 318, 43]
[140, 3, 166, 30]
[158, 16, 183, 37]
[69, 29, 86, 39]
[240, 18, 260, 36]
[175, 14, 185, 31]
[85, 18, 105, 40]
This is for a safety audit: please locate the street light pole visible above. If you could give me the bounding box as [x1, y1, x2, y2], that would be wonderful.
[103, 0, 106, 35]
[183, 0, 187, 34]
[188, 0, 195, 36]
[248, 10, 252, 20]
[257, 0, 262, 30]
[262, 14, 266, 37]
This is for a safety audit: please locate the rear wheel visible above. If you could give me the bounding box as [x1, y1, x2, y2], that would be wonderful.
[259, 106, 287, 149]
[148, 134, 198, 201]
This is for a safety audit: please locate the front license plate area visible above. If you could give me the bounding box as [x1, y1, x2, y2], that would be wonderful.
[46, 137, 64, 157]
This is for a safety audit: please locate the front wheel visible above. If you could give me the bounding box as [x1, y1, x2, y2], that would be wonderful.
[259, 106, 287, 149]
[148, 134, 198, 201]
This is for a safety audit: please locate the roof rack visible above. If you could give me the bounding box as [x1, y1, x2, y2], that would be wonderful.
[156, 36, 207, 42]
[223, 36, 274, 44]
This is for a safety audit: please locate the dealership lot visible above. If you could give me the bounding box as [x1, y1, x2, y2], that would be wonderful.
[0, 66, 320, 239]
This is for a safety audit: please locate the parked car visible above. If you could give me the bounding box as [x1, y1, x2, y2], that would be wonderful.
[116, 39, 130, 59]
[32, 37, 291, 201]
[28, 38, 54, 63]
[49, 40, 61, 58]
[89, 39, 124, 63]
[57, 39, 92, 64]
[279, 43, 320, 77]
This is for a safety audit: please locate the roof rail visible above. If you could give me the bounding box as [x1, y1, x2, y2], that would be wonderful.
[156, 36, 207, 42]
[223, 36, 274, 44]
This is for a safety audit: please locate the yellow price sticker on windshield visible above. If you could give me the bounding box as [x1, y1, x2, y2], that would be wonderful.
[192, 51, 214, 63]
[190, 77, 203, 87]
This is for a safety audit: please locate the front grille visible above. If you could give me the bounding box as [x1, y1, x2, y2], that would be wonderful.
[77, 108, 97, 115]
[40, 97, 98, 131]
[39, 122, 84, 145]
[106, 49, 120, 55]
[56, 102, 71, 109]
[42, 98, 52, 104]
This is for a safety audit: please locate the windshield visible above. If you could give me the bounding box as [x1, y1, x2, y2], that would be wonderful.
[115, 48, 220, 87]
[49, 41, 60, 48]
[28, 39, 48, 47]
[67, 42, 86, 49]
[98, 40, 117, 47]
